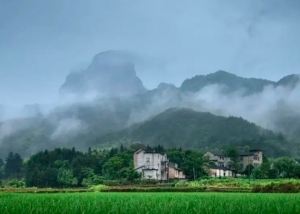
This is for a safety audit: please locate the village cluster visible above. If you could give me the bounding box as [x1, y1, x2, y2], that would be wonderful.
[134, 148, 263, 181]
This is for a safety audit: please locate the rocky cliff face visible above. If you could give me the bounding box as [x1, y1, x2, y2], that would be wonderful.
[60, 50, 147, 96]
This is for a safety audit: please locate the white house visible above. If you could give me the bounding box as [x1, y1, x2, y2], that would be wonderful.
[204, 151, 230, 167]
[134, 149, 169, 181]
[208, 165, 233, 177]
[204, 151, 233, 177]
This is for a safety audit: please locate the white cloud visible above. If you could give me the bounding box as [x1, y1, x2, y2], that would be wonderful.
[51, 118, 85, 140]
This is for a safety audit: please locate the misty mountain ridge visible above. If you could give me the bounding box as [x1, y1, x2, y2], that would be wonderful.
[94, 107, 296, 157]
[1, 50, 300, 158]
[60, 50, 147, 97]
[181, 70, 300, 95]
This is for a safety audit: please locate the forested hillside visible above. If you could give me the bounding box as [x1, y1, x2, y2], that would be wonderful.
[94, 108, 299, 157]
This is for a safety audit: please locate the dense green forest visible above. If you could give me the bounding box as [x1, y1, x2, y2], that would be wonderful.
[95, 108, 299, 157]
[2, 145, 300, 188]
[0, 145, 209, 188]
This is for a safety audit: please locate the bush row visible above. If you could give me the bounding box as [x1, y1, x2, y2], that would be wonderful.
[0, 188, 91, 193]
[100, 187, 207, 192]
[252, 182, 300, 193]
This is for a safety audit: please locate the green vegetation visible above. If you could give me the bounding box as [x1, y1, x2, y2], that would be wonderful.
[1, 145, 206, 188]
[1, 193, 300, 214]
[1, 144, 300, 189]
[178, 177, 300, 188]
[99, 108, 298, 157]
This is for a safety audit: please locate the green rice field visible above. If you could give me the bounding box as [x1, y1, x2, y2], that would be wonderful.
[0, 192, 300, 214]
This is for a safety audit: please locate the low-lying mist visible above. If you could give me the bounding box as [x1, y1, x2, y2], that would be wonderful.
[127, 81, 300, 136]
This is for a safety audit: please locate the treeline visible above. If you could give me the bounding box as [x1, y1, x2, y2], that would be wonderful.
[250, 157, 300, 179]
[0, 144, 208, 188]
[2, 145, 300, 188]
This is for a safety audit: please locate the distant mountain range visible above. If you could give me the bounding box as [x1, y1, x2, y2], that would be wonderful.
[0, 50, 299, 158]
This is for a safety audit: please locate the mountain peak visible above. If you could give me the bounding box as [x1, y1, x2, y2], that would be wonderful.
[91, 50, 135, 67]
[276, 74, 300, 89]
[60, 50, 147, 96]
[211, 70, 236, 76]
[157, 83, 177, 91]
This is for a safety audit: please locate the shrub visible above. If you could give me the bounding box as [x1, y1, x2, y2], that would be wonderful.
[252, 182, 300, 193]
[103, 180, 120, 186]
[8, 179, 25, 188]
[89, 184, 109, 192]
[100, 187, 207, 192]
[82, 175, 104, 187]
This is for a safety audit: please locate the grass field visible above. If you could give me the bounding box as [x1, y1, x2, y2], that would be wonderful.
[0, 193, 300, 214]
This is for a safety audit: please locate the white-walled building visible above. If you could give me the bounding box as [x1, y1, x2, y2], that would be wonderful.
[205, 149, 264, 177]
[208, 165, 233, 177]
[204, 152, 230, 167]
[204, 151, 233, 177]
[134, 149, 169, 181]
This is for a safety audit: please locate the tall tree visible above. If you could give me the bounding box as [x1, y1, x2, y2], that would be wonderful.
[5, 152, 23, 179]
[224, 147, 240, 174]
[168, 148, 208, 179]
[273, 157, 297, 178]
[0, 158, 4, 179]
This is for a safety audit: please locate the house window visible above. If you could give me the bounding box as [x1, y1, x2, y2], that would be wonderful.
[254, 155, 258, 160]
[240, 156, 243, 161]
[146, 158, 150, 162]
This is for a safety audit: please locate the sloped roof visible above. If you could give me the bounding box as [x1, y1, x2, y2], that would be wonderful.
[134, 148, 145, 154]
[168, 162, 182, 171]
[210, 151, 224, 157]
[239, 152, 255, 156]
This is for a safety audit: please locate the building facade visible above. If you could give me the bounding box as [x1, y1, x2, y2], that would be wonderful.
[168, 162, 185, 180]
[134, 149, 169, 181]
[208, 165, 233, 177]
[204, 152, 230, 167]
[134, 149, 185, 181]
[239, 149, 263, 170]
[205, 149, 263, 177]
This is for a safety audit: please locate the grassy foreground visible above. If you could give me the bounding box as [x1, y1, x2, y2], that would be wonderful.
[0, 193, 300, 214]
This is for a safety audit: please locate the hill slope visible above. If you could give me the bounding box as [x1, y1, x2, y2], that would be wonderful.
[180, 70, 274, 95]
[94, 108, 298, 157]
[180, 70, 300, 95]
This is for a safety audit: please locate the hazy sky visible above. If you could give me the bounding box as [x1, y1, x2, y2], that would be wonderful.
[0, 0, 300, 106]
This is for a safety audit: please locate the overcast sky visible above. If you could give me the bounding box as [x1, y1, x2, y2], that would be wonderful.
[0, 0, 300, 106]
